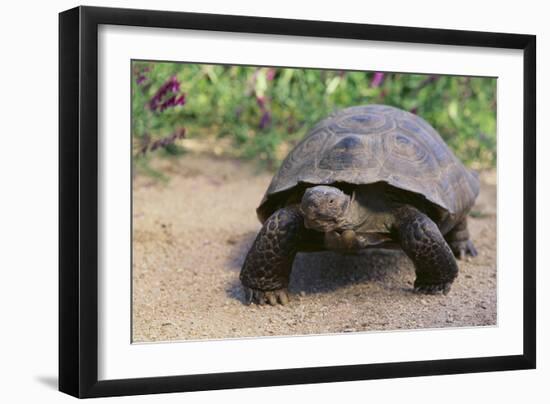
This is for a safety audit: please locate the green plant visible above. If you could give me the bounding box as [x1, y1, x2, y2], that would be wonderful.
[132, 61, 497, 171]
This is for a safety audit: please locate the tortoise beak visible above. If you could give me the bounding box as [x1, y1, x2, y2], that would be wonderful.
[303, 216, 337, 232]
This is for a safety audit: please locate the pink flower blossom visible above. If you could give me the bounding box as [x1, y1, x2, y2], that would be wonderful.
[266, 68, 277, 81]
[371, 72, 385, 87]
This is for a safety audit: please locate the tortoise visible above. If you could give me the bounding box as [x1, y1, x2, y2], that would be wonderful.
[240, 104, 479, 305]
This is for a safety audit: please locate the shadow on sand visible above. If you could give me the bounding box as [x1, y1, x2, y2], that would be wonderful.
[225, 232, 412, 303]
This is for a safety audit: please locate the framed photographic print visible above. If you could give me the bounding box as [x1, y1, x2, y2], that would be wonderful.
[59, 6, 536, 398]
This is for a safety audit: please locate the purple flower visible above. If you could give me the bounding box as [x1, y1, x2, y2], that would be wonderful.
[175, 94, 186, 106]
[134, 64, 152, 85]
[149, 76, 184, 112]
[159, 94, 186, 111]
[159, 95, 176, 111]
[256, 95, 272, 129]
[259, 111, 271, 129]
[141, 128, 186, 155]
[371, 72, 385, 88]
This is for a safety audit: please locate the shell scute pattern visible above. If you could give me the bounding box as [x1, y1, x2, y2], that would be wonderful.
[269, 128, 330, 193]
[257, 105, 479, 223]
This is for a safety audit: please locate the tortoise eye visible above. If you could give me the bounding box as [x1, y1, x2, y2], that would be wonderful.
[329, 199, 334, 204]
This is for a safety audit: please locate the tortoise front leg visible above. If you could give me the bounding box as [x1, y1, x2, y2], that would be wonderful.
[239, 207, 304, 305]
[393, 205, 458, 294]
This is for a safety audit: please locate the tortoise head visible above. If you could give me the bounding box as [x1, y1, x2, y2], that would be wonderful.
[300, 185, 352, 232]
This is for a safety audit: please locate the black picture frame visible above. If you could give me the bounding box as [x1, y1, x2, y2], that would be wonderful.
[59, 5, 536, 398]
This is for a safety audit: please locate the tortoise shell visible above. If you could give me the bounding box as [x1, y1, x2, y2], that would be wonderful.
[257, 104, 479, 223]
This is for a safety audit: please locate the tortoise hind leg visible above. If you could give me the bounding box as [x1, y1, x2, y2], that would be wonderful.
[445, 217, 478, 260]
[239, 207, 304, 305]
[393, 205, 458, 294]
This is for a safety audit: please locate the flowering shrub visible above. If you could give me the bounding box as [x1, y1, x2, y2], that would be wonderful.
[132, 61, 496, 170]
[132, 65, 187, 157]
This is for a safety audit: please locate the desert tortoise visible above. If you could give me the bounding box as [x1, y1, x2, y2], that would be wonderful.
[240, 104, 479, 305]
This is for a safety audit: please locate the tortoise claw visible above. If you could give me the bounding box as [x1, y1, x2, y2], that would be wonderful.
[265, 291, 278, 306]
[276, 289, 289, 305]
[255, 290, 266, 305]
[243, 287, 254, 305]
[451, 240, 478, 260]
[465, 240, 478, 257]
[242, 287, 290, 306]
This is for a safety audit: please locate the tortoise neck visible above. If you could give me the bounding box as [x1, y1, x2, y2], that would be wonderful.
[339, 192, 367, 230]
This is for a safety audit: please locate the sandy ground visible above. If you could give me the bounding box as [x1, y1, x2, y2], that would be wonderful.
[132, 154, 496, 342]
